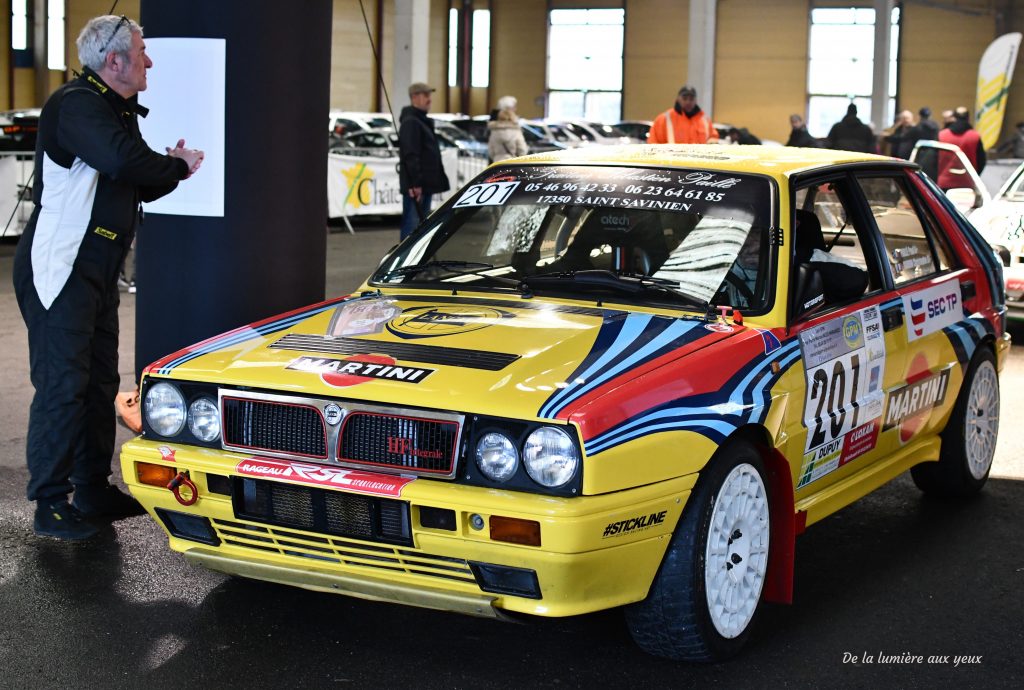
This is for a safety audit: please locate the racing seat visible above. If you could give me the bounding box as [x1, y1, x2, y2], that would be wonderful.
[792, 209, 868, 317]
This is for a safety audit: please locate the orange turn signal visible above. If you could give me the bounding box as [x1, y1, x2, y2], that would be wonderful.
[489, 515, 541, 546]
[137, 462, 176, 487]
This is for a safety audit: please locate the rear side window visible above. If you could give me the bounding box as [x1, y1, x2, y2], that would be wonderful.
[855, 175, 954, 285]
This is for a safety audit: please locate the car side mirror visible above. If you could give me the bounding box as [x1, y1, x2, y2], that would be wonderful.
[945, 187, 978, 213]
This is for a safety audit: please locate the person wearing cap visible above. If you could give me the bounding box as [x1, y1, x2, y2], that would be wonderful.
[646, 85, 718, 145]
[398, 82, 450, 239]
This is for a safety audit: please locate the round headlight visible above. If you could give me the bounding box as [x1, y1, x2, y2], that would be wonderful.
[144, 382, 186, 437]
[524, 427, 579, 488]
[188, 397, 221, 442]
[475, 432, 518, 482]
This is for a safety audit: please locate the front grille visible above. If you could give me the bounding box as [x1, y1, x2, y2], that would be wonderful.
[211, 518, 477, 585]
[234, 477, 411, 545]
[222, 397, 327, 458]
[339, 412, 458, 475]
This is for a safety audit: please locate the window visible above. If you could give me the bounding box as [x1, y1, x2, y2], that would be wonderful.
[447, 9, 458, 87]
[12, 0, 28, 50]
[448, 9, 490, 88]
[856, 175, 953, 285]
[792, 179, 876, 318]
[47, 0, 65, 71]
[546, 9, 624, 121]
[806, 6, 900, 138]
[471, 10, 490, 88]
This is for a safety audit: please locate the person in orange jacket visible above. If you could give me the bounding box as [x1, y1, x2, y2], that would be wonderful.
[647, 85, 719, 144]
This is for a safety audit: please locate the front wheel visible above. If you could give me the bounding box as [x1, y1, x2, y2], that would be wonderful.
[625, 440, 770, 661]
[911, 348, 999, 497]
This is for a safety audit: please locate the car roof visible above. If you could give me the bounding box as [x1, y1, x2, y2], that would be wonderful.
[507, 144, 907, 179]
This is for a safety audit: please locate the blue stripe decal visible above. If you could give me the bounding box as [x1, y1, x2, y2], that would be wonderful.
[539, 315, 707, 419]
[154, 302, 341, 375]
[585, 339, 800, 456]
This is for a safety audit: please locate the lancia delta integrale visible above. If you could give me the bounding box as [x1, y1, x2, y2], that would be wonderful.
[122, 145, 1007, 661]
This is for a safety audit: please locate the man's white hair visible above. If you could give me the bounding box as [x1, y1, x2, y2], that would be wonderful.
[496, 95, 518, 112]
[77, 15, 143, 71]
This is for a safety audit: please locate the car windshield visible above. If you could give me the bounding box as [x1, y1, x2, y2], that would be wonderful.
[372, 164, 775, 312]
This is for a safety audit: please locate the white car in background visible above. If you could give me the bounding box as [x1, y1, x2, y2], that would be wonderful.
[911, 139, 1023, 318]
[555, 119, 640, 145]
[328, 111, 394, 138]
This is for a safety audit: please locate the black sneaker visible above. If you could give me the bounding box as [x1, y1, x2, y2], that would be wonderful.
[34, 499, 100, 540]
[72, 485, 146, 520]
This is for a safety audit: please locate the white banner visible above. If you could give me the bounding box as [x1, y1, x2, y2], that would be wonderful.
[327, 149, 460, 218]
[975, 32, 1023, 151]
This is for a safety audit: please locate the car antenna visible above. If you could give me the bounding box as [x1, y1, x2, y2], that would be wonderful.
[359, 0, 396, 125]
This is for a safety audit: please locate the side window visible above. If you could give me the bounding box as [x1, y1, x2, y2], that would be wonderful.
[791, 179, 876, 319]
[856, 175, 953, 285]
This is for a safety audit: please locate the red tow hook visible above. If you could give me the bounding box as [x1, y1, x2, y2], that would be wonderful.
[167, 471, 199, 506]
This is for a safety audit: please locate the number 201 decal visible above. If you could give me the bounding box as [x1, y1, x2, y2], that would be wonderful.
[806, 351, 863, 450]
[453, 181, 520, 208]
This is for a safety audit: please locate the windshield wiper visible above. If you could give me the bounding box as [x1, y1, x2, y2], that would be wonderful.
[383, 260, 495, 279]
[519, 270, 708, 309]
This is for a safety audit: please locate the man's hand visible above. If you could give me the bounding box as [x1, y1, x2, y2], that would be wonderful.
[166, 138, 205, 178]
[408, 186, 423, 201]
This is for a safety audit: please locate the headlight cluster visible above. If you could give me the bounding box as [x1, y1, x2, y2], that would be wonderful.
[144, 381, 221, 443]
[474, 426, 579, 488]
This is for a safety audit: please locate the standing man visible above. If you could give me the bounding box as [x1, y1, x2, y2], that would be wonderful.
[825, 104, 876, 153]
[785, 114, 820, 147]
[398, 82, 450, 240]
[646, 85, 718, 145]
[13, 15, 203, 540]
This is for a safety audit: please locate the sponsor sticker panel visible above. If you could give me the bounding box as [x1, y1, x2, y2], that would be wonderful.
[235, 458, 415, 497]
[797, 306, 886, 488]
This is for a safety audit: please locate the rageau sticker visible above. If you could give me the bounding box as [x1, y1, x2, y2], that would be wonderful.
[235, 458, 415, 497]
[453, 181, 520, 207]
[327, 298, 401, 337]
[903, 281, 962, 341]
[287, 354, 434, 386]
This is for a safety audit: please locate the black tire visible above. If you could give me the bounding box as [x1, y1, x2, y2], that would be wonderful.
[911, 347, 999, 497]
[625, 440, 770, 662]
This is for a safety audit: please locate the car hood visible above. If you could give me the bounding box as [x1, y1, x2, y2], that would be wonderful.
[146, 293, 742, 421]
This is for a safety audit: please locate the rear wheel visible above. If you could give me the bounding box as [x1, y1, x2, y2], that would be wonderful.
[625, 440, 770, 661]
[911, 348, 999, 497]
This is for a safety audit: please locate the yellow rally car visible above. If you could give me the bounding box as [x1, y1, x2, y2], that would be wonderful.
[122, 145, 1008, 661]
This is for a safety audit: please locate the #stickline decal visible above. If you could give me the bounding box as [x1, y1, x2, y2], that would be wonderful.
[797, 305, 887, 489]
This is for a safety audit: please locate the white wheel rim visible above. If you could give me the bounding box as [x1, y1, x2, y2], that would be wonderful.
[704, 463, 770, 639]
[965, 360, 999, 480]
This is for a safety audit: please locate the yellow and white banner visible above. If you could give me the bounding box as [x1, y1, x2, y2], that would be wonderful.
[327, 150, 459, 218]
[975, 32, 1022, 150]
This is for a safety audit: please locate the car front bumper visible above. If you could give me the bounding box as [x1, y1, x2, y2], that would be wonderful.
[121, 439, 695, 618]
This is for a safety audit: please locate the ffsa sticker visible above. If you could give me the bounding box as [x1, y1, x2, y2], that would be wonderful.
[453, 181, 520, 208]
[903, 281, 962, 341]
[797, 306, 886, 488]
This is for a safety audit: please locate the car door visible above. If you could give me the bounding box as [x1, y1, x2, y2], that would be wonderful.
[852, 171, 969, 449]
[784, 173, 909, 497]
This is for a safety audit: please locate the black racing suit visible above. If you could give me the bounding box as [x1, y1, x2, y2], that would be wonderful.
[12, 67, 188, 502]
